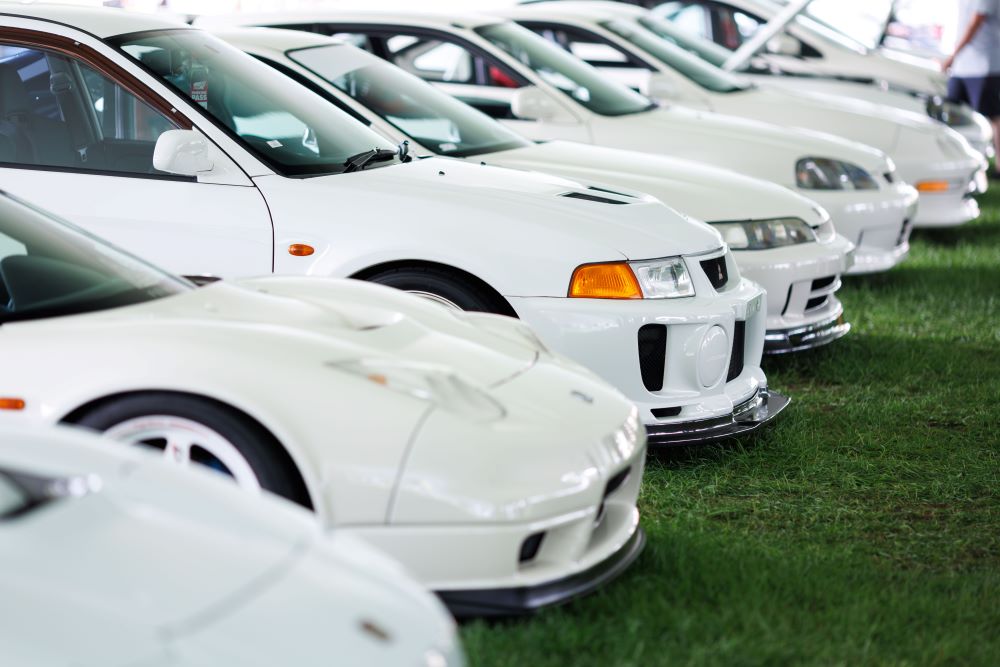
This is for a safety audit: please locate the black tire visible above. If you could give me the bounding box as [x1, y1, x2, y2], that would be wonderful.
[72, 393, 310, 507]
[364, 266, 511, 314]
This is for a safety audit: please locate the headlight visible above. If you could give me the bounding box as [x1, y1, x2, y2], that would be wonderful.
[795, 158, 879, 191]
[568, 257, 693, 299]
[329, 359, 505, 422]
[710, 218, 816, 250]
[926, 96, 975, 128]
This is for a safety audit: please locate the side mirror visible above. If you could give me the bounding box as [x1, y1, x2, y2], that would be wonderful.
[510, 86, 571, 122]
[153, 129, 214, 177]
[647, 72, 681, 101]
[766, 33, 802, 57]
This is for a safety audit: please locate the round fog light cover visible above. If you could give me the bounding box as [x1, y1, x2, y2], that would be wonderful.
[698, 325, 730, 388]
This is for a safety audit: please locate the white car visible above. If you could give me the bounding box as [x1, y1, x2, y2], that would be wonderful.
[0, 426, 463, 666]
[212, 11, 920, 270]
[0, 4, 785, 444]
[219, 27, 854, 353]
[0, 190, 649, 615]
[651, 0, 947, 96]
[621, 8, 996, 160]
[500, 1, 988, 229]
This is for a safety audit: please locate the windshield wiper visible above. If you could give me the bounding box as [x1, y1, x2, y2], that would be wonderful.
[342, 148, 399, 173]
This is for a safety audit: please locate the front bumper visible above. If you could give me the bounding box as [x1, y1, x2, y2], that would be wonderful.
[508, 255, 771, 432]
[765, 310, 850, 354]
[804, 184, 918, 274]
[438, 525, 646, 618]
[645, 388, 790, 446]
[906, 162, 987, 228]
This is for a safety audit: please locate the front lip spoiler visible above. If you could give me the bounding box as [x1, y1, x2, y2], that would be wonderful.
[436, 526, 645, 618]
[764, 312, 851, 355]
[645, 389, 790, 447]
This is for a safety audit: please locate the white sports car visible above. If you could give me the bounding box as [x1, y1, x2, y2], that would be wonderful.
[0, 191, 648, 615]
[652, 0, 947, 95]
[0, 4, 784, 443]
[220, 27, 854, 353]
[500, 2, 988, 229]
[212, 11, 919, 273]
[0, 426, 463, 666]
[630, 7, 996, 160]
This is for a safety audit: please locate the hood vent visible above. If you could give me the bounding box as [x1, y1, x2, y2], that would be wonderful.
[587, 185, 638, 199]
[560, 192, 628, 205]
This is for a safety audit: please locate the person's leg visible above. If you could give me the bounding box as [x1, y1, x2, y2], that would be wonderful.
[979, 76, 1000, 174]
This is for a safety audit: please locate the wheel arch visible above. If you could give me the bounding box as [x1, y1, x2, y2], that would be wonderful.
[350, 258, 519, 318]
[60, 389, 318, 512]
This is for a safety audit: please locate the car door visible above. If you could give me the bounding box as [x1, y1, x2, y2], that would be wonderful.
[0, 37, 273, 279]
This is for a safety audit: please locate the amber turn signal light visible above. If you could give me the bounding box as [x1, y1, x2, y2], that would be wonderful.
[288, 243, 315, 257]
[915, 180, 950, 193]
[0, 397, 25, 411]
[569, 262, 643, 299]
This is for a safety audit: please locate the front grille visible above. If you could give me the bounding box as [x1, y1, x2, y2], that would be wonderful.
[700, 256, 728, 290]
[637, 324, 667, 392]
[812, 275, 836, 290]
[726, 321, 745, 383]
[806, 295, 829, 311]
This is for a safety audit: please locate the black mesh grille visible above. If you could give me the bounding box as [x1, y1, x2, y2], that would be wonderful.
[700, 256, 728, 290]
[638, 324, 667, 392]
[812, 275, 837, 290]
[806, 295, 829, 311]
[726, 321, 745, 383]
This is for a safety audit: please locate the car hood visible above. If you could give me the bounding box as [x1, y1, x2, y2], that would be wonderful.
[488, 140, 826, 226]
[592, 105, 889, 186]
[9, 277, 542, 390]
[299, 156, 723, 259]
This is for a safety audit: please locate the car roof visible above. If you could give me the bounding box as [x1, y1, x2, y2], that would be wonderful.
[194, 9, 501, 32]
[496, 1, 647, 22]
[211, 26, 345, 54]
[0, 1, 190, 39]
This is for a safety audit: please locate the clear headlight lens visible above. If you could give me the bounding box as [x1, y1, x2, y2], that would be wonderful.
[926, 96, 975, 128]
[795, 158, 879, 191]
[568, 257, 693, 299]
[711, 218, 817, 250]
[630, 256, 694, 298]
[329, 359, 505, 422]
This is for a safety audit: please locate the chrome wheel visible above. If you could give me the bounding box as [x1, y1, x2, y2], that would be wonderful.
[407, 290, 463, 311]
[104, 415, 262, 492]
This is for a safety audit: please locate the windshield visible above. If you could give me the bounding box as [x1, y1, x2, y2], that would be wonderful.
[0, 193, 187, 325]
[771, 0, 891, 51]
[474, 22, 654, 116]
[601, 19, 749, 93]
[113, 29, 399, 177]
[288, 44, 530, 158]
[636, 14, 739, 69]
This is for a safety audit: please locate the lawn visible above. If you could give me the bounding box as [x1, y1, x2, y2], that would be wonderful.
[461, 185, 1000, 666]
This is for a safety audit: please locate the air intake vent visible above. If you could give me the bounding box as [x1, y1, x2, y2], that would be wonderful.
[726, 321, 745, 383]
[700, 256, 728, 290]
[637, 324, 667, 392]
[812, 275, 836, 290]
[884, 171, 895, 184]
[651, 406, 682, 419]
[806, 295, 829, 311]
[560, 192, 628, 205]
[519, 532, 545, 563]
[587, 185, 638, 199]
[595, 466, 632, 525]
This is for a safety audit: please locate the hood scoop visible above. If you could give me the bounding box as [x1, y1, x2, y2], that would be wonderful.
[560, 191, 630, 205]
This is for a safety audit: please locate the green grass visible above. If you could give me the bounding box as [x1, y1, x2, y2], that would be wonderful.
[461, 187, 1000, 666]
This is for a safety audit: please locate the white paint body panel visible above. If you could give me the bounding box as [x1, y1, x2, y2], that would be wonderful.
[494, 4, 985, 230]
[0, 8, 775, 436]
[0, 426, 461, 667]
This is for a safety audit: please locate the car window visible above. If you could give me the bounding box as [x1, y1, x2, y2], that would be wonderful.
[525, 23, 640, 69]
[0, 193, 188, 324]
[116, 30, 400, 178]
[0, 44, 180, 175]
[288, 44, 530, 157]
[658, 3, 713, 39]
[475, 22, 654, 117]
